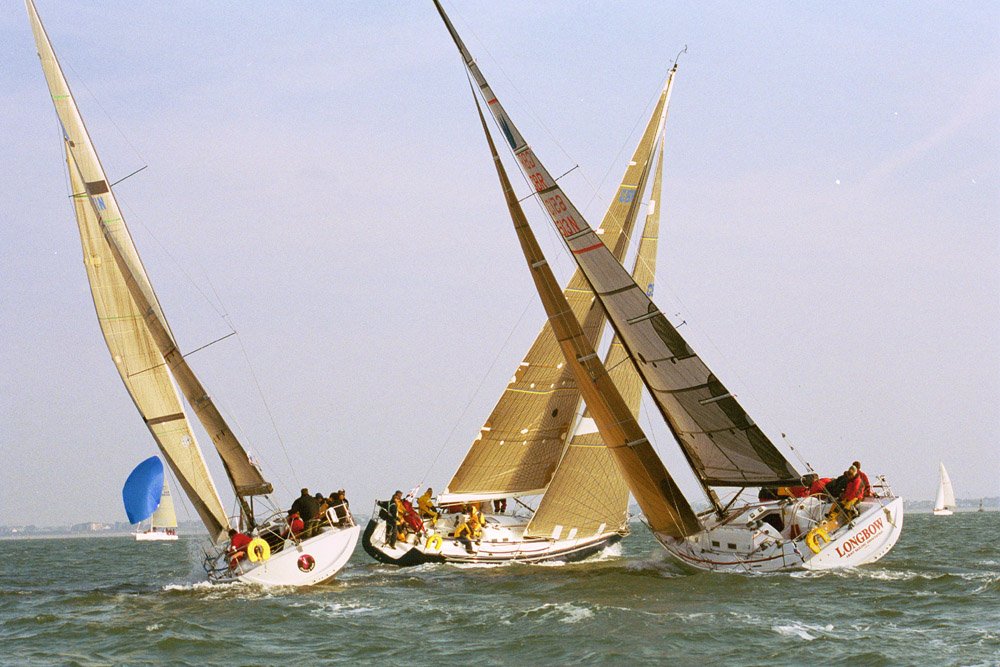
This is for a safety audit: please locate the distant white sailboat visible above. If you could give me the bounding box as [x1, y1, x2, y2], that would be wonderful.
[933, 463, 956, 516]
[136, 483, 179, 542]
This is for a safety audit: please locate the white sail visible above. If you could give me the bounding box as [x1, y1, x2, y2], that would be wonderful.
[150, 482, 178, 530]
[934, 463, 956, 512]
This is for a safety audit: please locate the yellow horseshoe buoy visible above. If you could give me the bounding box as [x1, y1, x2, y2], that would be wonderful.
[804, 527, 831, 554]
[247, 537, 271, 562]
[425, 534, 443, 551]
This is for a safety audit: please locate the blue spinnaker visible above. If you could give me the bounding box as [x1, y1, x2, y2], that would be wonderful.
[122, 456, 164, 524]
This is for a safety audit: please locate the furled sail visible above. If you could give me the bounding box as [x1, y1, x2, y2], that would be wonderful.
[464, 66, 700, 537]
[27, 0, 268, 540]
[150, 482, 178, 529]
[525, 134, 669, 539]
[443, 58, 671, 503]
[435, 1, 800, 492]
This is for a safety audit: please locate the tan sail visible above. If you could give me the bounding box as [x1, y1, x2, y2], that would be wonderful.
[444, 70, 670, 503]
[526, 134, 668, 539]
[435, 1, 800, 495]
[466, 77, 700, 537]
[150, 482, 178, 529]
[28, 0, 268, 541]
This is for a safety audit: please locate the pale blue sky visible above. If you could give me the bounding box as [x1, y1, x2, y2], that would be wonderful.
[2, 1, 997, 526]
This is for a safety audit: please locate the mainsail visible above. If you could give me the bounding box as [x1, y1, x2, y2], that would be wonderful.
[464, 60, 700, 537]
[443, 65, 672, 503]
[150, 482, 178, 530]
[27, 0, 270, 540]
[435, 1, 800, 498]
[525, 134, 668, 539]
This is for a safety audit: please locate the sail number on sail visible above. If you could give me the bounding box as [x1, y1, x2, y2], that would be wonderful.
[517, 151, 581, 238]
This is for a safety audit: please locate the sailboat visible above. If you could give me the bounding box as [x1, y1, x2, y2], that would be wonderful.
[434, 1, 904, 572]
[123, 456, 178, 541]
[933, 463, 956, 516]
[26, 0, 359, 586]
[362, 53, 677, 567]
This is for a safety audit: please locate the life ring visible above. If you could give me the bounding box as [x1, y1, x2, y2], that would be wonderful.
[425, 534, 443, 551]
[804, 527, 831, 554]
[247, 537, 271, 562]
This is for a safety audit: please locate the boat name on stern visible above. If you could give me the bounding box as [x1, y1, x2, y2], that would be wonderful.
[835, 517, 885, 558]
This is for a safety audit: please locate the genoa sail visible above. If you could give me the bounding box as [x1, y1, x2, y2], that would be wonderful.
[464, 67, 700, 537]
[443, 63, 672, 504]
[934, 463, 956, 512]
[27, 0, 270, 541]
[434, 1, 799, 494]
[525, 129, 670, 539]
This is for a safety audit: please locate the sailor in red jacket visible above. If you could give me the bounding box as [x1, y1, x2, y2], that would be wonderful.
[852, 460, 873, 498]
[227, 528, 252, 569]
[808, 475, 833, 496]
[841, 466, 866, 505]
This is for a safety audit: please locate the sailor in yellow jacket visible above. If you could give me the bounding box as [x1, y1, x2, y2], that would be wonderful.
[468, 504, 485, 541]
[418, 488, 439, 526]
[452, 514, 475, 554]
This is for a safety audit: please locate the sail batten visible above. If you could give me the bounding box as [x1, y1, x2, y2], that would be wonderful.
[435, 1, 800, 494]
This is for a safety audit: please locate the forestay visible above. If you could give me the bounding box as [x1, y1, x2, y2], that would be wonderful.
[435, 1, 799, 491]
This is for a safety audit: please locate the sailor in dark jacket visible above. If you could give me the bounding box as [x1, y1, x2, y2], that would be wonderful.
[385, 490, 403, 547]
[289, 488, 319, 534]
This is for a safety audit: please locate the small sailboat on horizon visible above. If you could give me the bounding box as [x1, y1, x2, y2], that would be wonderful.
[933, 463, 956, 516]
[25, 0, 359, 586]
[123, 456, 178, 541]
[434, 1, 904, 573]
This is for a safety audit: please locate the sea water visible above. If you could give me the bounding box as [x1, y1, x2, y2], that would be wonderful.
[0, 513, 996, 666]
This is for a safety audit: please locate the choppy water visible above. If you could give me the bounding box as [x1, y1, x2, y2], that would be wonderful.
[0, 513, 996, 666]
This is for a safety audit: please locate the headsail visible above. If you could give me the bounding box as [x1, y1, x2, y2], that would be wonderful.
[434, 2, 800, 495]
[464, 63, 700, 536]
[27, 0, 269, 539]
[525, 103, 673, 539]
[444, 69, 672, 504]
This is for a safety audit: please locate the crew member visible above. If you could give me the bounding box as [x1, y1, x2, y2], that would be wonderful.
[386, 490, 403, 548]
[852, 461, 874, 498]
[418, 488, 439, 526]
[227, 528, 252, 570]
[453, 514, 475, 554]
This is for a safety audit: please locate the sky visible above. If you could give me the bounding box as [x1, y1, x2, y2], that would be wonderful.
[1, 1, 997, 528]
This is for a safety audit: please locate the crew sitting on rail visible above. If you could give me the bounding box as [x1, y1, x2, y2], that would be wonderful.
[227, 528, 252, 570]
[452, 514, 475, 554]
[332, 489, 353, 527]
[852, 461, 875, 498]
[418, 488, 439, 526]
[840, 466, 866, 507]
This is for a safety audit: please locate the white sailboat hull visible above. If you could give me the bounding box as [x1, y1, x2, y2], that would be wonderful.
[210, 524, 360, 587]
[932, 508, 954, 516]
[362, 509, 623, 566]
[657, 496, 904, 573]
[134, 530, 178, 542]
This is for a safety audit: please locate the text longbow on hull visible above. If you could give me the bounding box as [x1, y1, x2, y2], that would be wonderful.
[434, 0, 904, 573]
[362, 35, 678, 568]
[25, 0, 359, 587]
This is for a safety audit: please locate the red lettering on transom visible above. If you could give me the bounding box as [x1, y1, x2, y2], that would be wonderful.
[835, 517, 884, 558]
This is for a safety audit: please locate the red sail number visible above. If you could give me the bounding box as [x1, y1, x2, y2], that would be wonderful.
[555, 216, 580, 237]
